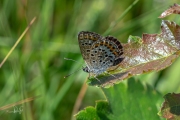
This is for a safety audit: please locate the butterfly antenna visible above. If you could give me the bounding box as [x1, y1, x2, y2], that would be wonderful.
[64, 67, 82, 78]
[64, 57, 86, 78]
[64, 57, 84, 65]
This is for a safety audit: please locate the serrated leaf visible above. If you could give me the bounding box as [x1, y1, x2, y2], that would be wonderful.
[88, 20, 180, 87]
[77, 78, 162, 120]
[75, 106, 100, 120]
[159, 93, 180, 120]
[159, 3, 180, 18]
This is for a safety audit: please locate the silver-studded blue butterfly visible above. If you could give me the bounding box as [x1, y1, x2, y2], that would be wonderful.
[78, 31, 124, 76]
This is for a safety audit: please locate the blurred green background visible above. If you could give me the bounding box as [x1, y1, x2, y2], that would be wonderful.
[0, 0, 180, 120]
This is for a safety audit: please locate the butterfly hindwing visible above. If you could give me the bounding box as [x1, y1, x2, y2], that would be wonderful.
[103, 36, 124, 66]
[87, 36, 124, 74]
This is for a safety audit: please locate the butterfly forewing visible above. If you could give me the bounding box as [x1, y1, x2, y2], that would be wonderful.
[78, 31, 102, 65]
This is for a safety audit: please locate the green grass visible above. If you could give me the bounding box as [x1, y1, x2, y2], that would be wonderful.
[0, 0, 180, 120]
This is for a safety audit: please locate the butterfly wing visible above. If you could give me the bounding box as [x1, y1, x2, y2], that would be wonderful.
[88, 36, 124, 74]
[78, 31, 102, 65]
[103, 36, 124, 66]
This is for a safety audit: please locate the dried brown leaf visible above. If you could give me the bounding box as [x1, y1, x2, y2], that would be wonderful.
[159, 3, 180, 18]
[159, 93, 180, 120]
[0, 96, 40, 111]
[88, 20, 180, 87]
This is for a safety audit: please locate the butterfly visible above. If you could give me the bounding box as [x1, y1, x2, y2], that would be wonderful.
[78, 31, 124, 76]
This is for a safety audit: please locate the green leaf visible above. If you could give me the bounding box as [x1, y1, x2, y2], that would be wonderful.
[75, 106, 100, 120]
[77, 78, 162, 120]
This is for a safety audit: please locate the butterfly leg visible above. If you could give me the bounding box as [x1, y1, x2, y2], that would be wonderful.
[105, 71, 117, 79]
[88, 73, 90, 78]
[104, 71, 119, 85]
[93, 75, 102, 83]
[87, 73, 102, 83]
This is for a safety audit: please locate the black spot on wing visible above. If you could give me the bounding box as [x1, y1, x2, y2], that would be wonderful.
[113, 57, 124, 66]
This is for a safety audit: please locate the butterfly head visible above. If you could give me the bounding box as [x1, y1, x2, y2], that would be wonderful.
[82, 66, 90, 73]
